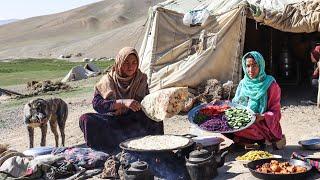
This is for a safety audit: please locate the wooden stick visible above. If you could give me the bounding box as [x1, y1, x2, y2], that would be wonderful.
[0, 88, 23, 96]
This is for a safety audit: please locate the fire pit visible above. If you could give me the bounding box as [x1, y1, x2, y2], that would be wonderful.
[119, 135, 196, 179]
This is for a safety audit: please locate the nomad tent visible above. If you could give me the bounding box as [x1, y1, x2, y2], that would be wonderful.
[139, 0, 320, 92]
[61, 63, 101, 82]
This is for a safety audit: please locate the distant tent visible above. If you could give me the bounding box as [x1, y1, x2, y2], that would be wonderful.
[61, 63, 101, 82]
[84, 63, 100, 73]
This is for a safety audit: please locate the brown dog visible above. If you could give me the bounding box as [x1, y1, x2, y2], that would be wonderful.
[24, 98, 68, 148]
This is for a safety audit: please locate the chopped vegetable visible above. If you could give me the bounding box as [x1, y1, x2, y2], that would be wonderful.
[199, 115, 231, 131]
[225, 108, 252, 129]
[236, 150, 273, 161]
[194, 114, 208, 124]
[199, 104, 230, 116]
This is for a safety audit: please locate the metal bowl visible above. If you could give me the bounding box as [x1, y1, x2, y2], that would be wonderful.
[188, 101, 256, 134]
[298, 138, 320, 150]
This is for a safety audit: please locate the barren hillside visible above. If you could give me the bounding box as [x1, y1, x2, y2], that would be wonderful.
[0, 0, 164, 60]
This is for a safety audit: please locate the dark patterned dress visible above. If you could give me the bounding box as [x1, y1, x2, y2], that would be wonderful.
[79, 91, 164, 152]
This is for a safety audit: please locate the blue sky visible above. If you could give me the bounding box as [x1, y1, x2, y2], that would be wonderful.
[0, 0, 103, 20]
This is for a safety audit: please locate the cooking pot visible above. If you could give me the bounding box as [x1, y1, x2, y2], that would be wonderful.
[124, 160, 153, 180]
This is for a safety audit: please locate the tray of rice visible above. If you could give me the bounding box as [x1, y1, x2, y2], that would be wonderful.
[188, 100, 256, 133]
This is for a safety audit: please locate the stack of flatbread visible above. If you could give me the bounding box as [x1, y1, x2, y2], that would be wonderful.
[141, 87, 189, 121]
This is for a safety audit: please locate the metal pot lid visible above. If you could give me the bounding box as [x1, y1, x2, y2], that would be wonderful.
[188, 149, 212, 162]
[128, 161, 148, 172]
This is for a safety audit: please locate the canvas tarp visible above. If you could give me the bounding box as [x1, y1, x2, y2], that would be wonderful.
[139, 0, 320, 92]
[139, 4, 246, 92]
[250, 0, 320, 33]
[61, 63, 101, 82]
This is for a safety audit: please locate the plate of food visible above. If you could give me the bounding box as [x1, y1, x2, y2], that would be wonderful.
[188, 100, 256, 133]
[236, 150, 282, 166]
[247, 158, 312, 180]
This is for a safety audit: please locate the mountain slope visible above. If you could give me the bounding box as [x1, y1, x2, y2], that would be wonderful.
[0, 19, 19, 26]
[0, 0, 163, 60]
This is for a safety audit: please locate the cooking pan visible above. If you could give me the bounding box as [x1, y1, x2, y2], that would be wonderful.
[247, 158, 313, 180]
[119, 134, 195, 153]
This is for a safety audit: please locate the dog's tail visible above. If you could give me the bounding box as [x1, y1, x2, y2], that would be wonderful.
[57, 100, 68, 129]
[61, 103, 68, 127]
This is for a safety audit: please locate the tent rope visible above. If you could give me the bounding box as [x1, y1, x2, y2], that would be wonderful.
[133, 18, 149, 48]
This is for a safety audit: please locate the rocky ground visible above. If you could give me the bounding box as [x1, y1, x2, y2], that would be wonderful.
[1, 78, 320, 179]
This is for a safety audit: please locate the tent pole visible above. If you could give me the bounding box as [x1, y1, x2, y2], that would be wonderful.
[270, 29, 273, 75]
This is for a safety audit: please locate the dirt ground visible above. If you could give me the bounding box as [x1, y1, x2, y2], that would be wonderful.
[1, 82, 320, 179]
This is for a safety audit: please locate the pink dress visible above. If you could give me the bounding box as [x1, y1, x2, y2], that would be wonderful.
[233, 82, 282, 143]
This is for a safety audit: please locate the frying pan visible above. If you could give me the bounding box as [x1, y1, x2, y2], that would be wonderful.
[119, 134, 195, 153]
[247, 158, 313, 180]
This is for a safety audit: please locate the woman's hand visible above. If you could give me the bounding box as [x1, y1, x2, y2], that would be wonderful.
[255, 114, 265, 122]
[121, 99, 141, 112]
[210, 99, 220, 104]
[313, 67, 319, 77]
[113, 107, 127, 116]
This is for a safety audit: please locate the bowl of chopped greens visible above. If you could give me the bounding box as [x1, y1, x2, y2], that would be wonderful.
[188, 100, 256, 133]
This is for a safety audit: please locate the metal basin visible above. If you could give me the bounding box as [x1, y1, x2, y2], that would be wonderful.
[298, 138, 320, 150]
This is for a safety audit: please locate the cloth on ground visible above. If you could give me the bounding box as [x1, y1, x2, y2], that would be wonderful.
[23, 147, 55, 157]
[52, 147, 109, 169]
[26, 154, 65, 176]
[291, 152, 320, 172]
[0, 152, 64, 179]
[0, 150, 29, 167]
[0, 148, 104, 180]
[0, 156, 30, 178]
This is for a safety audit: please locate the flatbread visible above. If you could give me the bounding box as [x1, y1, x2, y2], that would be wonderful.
[126, 135, 190, 150]
[141, 87, 189, 121]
